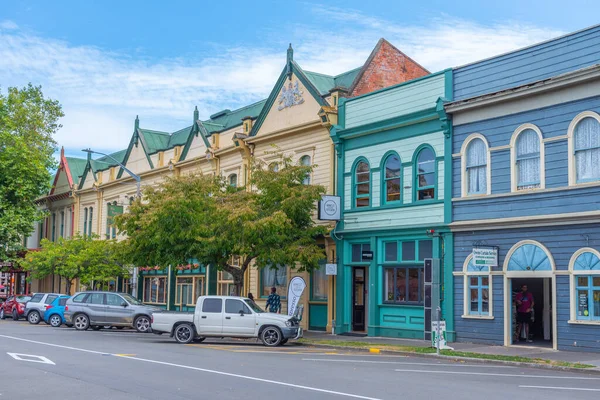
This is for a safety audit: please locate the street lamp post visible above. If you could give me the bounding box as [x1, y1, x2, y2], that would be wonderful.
[81, 148, 141, 198]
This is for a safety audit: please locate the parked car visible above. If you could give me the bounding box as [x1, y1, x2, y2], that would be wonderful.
[43, 295, 71, 327]
[0, 295, 33, 320]
[151, 295, 303, 346]
[64, 291, 160, 332]
[25, 293, 62, 324]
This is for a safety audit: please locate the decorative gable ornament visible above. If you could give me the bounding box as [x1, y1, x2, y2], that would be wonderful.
[278, 81, 304, 111]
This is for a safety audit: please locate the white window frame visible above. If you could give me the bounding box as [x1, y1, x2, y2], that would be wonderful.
[299, 155, 312, 185]
[510, 123, 545, 192]
[460, 133, 491, 197]
[461, 254, 494, 319]
[568, 111, 600, 186]
[568, 247, 600, 325]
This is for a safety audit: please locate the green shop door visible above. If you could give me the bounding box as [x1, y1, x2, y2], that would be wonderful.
[352, 267, 366, 331]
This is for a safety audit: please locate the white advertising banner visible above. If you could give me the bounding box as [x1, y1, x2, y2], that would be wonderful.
[287, 276, 307, 316]
[472, 247, 498, 267]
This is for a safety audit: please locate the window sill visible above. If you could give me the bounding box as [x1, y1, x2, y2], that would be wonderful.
[567, 319, 600, 325]
[380, 303, 424, 307]
[461, 314, 494, 320]
[308, 300, 328, 304]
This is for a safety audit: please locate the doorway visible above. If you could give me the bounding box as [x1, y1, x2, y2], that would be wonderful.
[510, 278, 552, 346]
[352, 267, 367, 331]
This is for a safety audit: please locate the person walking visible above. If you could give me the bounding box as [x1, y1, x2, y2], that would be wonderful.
[264, 287, 281, 313]
[515, 284, 534, 343]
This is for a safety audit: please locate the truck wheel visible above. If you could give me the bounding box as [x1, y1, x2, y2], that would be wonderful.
[261, 326, 283, 347]
[28, 311, 41, 324]
[134, 315, 151, 333]
[174, 323, 195, 344]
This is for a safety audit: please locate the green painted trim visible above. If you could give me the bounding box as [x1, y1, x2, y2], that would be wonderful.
[343, 199, 443, 214]
[338, 98, 346, 130]
[337, 224, 450, 236]
[117, 129, 155, 179]
[180, 120, 213, 162]
[442, 232, 455, 340]
[343, 69, 449, 104]
[379, 151, 402, 206]
[350, 156, 371, 210]
[444, 69, 454, 101]
[412, 144, 438, 203]
[337, 108, 438, 139]
[344, 118, 443, 152]
[444, 124, 453, 224]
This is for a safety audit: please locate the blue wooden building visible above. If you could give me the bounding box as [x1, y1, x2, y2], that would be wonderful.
[332, 70, 454, 339]
[446, 25, 600, 351]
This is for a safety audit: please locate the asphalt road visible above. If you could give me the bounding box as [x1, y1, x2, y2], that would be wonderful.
[1, 319, 600, 400]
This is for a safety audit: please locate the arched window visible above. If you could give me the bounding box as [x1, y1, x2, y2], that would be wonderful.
[383, 153, 401, 203]
[414, 146, 436, 201]
[505, 241, 553, 272]
[300, 155, 311, 185]
[83, 208, 88, 237]
[513, 127, 542, 190]
[569, 248, 600, 322]
[228, 174, 238, 188]
[466, 138, 487, 195]
[463, 255, 491, 317]
[268, 162, 279, 172]
[574, 117, 600, 183]
[88, 207, 93, 237]
[353, 159, 370, 208]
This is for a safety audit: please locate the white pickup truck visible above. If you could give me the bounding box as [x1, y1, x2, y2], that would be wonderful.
[151, 295, 303, 346]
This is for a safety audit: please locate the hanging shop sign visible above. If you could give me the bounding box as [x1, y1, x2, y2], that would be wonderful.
[472, 247, 498, 267]
[325, 263, 337, 276]
[318, 195, 341, 221]
[287, 276, 307, 316]
[107, 204, 124, 226]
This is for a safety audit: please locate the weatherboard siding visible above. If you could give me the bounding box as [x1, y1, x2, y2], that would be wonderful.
[454, 25, 600, 101]
[343, 203, 444, 232]
[345, 74, 445, 129]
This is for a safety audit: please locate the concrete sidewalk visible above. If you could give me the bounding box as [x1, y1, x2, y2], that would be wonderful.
[303, 330, 600, 368]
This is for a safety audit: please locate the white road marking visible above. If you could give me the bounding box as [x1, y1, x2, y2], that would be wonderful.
[0, 334, 381, 400]
[394, 369, 600, 380]
[520, 385, 600, 392]
[7, 353, 55, 365]
[302, 358, 516, 368]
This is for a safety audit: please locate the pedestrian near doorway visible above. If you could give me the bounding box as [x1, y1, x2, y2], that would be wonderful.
[265, 287, 281, 313]
[515, 284, 534, 343]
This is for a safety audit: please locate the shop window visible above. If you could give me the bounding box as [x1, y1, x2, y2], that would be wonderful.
[573, 115, 600, 184]
[414, 146, 436, 201]
[351, 243, 371, 262]
[353, 159, 370, 208]
[465, 137, 488, 195]
[514, 128, 542, 190]
[569, 248, 600, 322]
[382, 153, 401, 203]
[311, 262, 328, 301]
[402, 241, 416, 261]
[418, 240, 433, 260]
[384, 242, 398, 262]
[300, 155, 311, 185]
[143, 276, 167, 304]
[384, 266, 423, 304]
[261, 264, 287, 298]
[463, 255, 492, 318]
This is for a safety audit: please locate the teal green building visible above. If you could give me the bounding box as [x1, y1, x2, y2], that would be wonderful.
[331, 70, 455, 339]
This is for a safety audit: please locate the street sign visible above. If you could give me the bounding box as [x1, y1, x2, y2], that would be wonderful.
[325, 263, 337, 276]
[472, 247, 498, 267]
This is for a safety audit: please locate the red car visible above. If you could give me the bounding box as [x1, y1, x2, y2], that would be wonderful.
[0, 295, 32, 320]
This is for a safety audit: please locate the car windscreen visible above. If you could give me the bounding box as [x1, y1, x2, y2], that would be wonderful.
[16, 296, 32, 303]
[120, 293, 143, 305]
[244, 299, 264, 313]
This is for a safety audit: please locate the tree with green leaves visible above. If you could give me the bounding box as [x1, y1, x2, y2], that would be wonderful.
[117, 153, 327, 294]
[0, 84, 63, 262]
[21, 234, 127, 294]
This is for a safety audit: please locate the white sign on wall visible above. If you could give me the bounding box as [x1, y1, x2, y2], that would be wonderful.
[287, 276, 307, 316]
[325, 263, 337, 276]
[472, 247, 498, 267]
[318, 195, 341, 221]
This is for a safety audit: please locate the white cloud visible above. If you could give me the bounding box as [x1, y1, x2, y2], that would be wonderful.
[0, 8, 565, 156]
[0, 20, 18, 30]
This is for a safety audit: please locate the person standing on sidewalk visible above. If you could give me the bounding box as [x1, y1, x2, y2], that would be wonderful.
[515, 284, 534, 342]
[265, 287, 281, 313]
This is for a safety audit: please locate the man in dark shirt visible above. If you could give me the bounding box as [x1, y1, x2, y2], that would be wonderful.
[265, 287, 281, 313]
[515, 284, 534, 343]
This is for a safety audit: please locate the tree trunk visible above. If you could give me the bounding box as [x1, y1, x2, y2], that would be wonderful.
[65, 279, 72, 295]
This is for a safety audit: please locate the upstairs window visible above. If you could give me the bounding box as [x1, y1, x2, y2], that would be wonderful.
[383, 153, 401, 203]
[300, 155, 311, 185]
[415, 147, 436, 201]
[466, 138, 487, 195]
[574, 117, 600, 183]
[353, 160, 370, 208]
[515, 128, 541, 190]
[228, 174, 238, 188]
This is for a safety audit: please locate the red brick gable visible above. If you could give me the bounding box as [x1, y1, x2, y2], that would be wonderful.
[349, 39, 429, 97]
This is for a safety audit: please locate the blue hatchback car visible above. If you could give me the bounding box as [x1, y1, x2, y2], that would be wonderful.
[43, 295, 70, 327]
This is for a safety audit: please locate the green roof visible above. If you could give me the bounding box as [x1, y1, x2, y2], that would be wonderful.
[334, 67, 361, 89]
[138, 129, 170, 154]
[65, 157, 87, 185]
[201, 99, 267, 134]
[168, 126, 192, 147]
[93, 149, 127, 171]
[303, 67, 362, 95]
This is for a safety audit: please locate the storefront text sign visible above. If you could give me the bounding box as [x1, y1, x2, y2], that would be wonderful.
[472, 247, 498, 267]
[318, 195, 341, 221]
[287, 276, 306, 316]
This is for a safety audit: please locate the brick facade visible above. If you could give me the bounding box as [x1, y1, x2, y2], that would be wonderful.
[350, 39, 429, 97]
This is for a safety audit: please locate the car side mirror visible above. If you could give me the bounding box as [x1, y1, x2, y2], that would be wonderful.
[239, 310, 245, 316]
[121, 302, 128, 307]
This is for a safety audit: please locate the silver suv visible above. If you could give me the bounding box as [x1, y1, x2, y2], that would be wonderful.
[64, 291, 161, 333]
[26, 293, 62, 325]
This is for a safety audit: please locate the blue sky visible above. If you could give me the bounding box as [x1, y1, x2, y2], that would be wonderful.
[1, 1, 598, 159]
